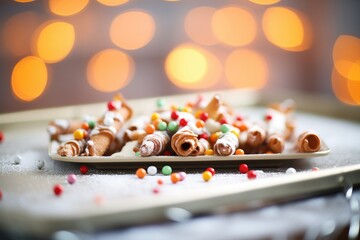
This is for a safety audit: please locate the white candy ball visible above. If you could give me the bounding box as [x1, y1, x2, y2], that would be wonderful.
[147, 166, 157, 176]
[14, 155, 22, 164]
[286, 167, 297, 174]
[37, 159, 45, 170]
[103, 116, 114, 126]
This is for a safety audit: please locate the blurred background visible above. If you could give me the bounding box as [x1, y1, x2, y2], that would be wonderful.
[0, 0, 359, 113]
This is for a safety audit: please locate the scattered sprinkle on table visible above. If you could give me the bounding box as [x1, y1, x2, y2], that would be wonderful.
[53, 184, 63, 196]
[202, 171, 212, 182]
[79, 165, 89, 175]
[67, 174, 77, 184]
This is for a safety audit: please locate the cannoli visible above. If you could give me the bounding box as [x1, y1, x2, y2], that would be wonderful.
[203, 94, 233, 122]
[191, 138, 210, 156]
[213, 132, 239, 156]
[140, 131, 170, 157]
[296, 131, 321, 153]
[84, 96, 133, 156]
[266, 133, 284, 153]
[264, 108, 287, 153]
[246, 125, 266, 148]
[47, 119, 83, 141]
[171, 126, 200, 156]
[57, 139, 86, 156]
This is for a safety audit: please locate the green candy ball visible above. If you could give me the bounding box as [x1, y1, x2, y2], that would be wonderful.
[220, 124, 231, 133]
[167, 121, 178, 132]
[162, 165, 172, 175]
[158, 121, 167, 131]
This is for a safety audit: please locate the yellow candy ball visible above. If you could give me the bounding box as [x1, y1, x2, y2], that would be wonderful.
[202, 171, 213, 182]
[151, 113, 160, 122]
[73, 129, 84, 140]
[205, 149, 214, 155]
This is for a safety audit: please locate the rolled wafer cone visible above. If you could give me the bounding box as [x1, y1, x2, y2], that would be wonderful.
[190, 138, 210, 156]
[266, 133, 285, 153]
[171, 126, 200, 156]
[296, 131, 321, 153]
[203, 94, 233, 121]
[214, 132, 239, 156]
[48, 119, 83, 141]
[140, 131, 170, 157]
[246, 125, 266, 148]
[58, 139, 86, 156]
[84, 95, 133, 156]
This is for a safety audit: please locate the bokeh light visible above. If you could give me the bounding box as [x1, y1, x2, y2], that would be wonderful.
[33, 21, 75, 63]
[49, 0, 89, 16]
[3, 12, 41, 57]
[184, 7, 218, 46]
[87, 49, 134, 92]
[225, 49, 268, 89]
[333, 35, 360, 81]
[11, 56, 48, 102]
[97, 0, 128, 7]
[331, 68, 358, 105]
[110, 10, 155, 50]
[249, 0, 280, 5]
[165, 44, 221, 89]
[212, 6, 256, 47]
[262, 7, 311, 51]
[14, 0, 34, 2]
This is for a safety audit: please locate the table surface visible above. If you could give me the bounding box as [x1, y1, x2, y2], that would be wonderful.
[1, 91, 360, 240]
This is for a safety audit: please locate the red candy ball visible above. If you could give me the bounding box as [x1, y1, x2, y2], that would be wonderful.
[0, 189, 2, 201]
[219, 118, 228, 125]
[198, 133, 209, 140]
[171, 111, 179, 120]
[80, 165, 89, 175]
[239, 164, 249, 174]
[265, 114, 272, 121]
[247, 170, 257, 179]
[206, 167, 216, 176]
[236, 115, 244, 121]
[107, 101, 119, 111]
[53, 184, 63, 196]
[0, 131, 3, 143]
[200, 112, 209, 122]
[179, 118, 188, 127]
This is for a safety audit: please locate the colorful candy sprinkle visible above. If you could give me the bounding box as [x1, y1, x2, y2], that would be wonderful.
[136, 168, 147, 179]
[167, 121, 178, 132]
[67, 174, 77, 184]
[156, 98, 165, 108]
[205, 149, 214, 155]
[88, 120, 96, 129]
[199, 112, 209, 122]
[198, 133, 208, 140]
[80, 165, 89, 175]
[179, 118, 188, 127]
[235, 149, 245, 155]
[239, 164, 249, 174]
[107, 100, 121, 111]
[179, 171, 186, 181]
[311, 167, 320, 171]
[0, 131, 4, 143]
[162, 165, 172, 175]
[170, 173, 181, 184]
[206, 167, 216, 176]
[135, 151, 141, 156]
[151, 113, 160, 122]
[247, 170, 257, 179]
[202, 171, 212, 182]
[153, 187, 160, 194]
[171, 111, 179, 120]
[220, 124, 231, 133]
[286, 168, 296, 174]
[81, 122, 90, 131]
[147, 166, 157, 176]
[157, 178, 164, 185]
[157, 121, 167, 131]
[73, 129, 84, 140]
[37, 159, 45, 170]
[145, 124, 155, 134]
[195, 120, 205, 128]
[53, 184, 63, 196]
[13, 155, 22, 164]
[0, 189, 2, 201]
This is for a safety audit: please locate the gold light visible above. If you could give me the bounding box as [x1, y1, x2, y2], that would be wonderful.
[331, 68, 358, 105]
[3, 12, 40, 57]
[165, 44, 221, 89]
[225, 49, 268, 89]
[87, 49, 134, 92]
[212, 6, 256, 47]
[110, 10, 155, 50]
[333, 35, 360, 81]
[249, 0, 280, 5]
[49, 0, 89, 16]
[262, 7, 311, 51]
[96, 0, 128, 7]
[184, 7, 218, 46]
[34, 21, 75, 63]
[11, 56, 48, 102]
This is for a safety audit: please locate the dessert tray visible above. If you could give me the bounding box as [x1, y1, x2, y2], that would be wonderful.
[49, 140, 330, 168]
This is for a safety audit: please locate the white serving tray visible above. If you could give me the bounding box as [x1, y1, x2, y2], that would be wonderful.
[49, 140, 330, 168]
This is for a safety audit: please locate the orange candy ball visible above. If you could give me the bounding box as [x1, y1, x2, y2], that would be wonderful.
[196, 120, 205, 128]
[170, 173, 181, 184]
[145, 124, 155, 134]
[235, 149, 245, 155]
[210, 132, 221, 144]
[136, 168, 147, 179]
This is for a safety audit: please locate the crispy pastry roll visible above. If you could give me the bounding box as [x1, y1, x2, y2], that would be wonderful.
[140, 131, 170, 157]
[47, 119, 83, 141]
[246, 125, 266, 148]
[296, 131, 321, 153]
[214, 132, 239, 156]
[171, 126, 200, 156]
[57, 139, 86, 156]
[203, 94, 233, 121]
